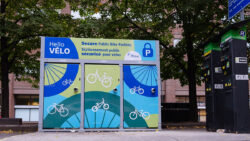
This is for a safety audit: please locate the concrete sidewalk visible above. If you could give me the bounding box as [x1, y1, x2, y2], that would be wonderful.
[0, 129, 249, 141]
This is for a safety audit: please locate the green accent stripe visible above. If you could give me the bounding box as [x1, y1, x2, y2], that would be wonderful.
[204, 42, 221, 55]
[221, 27, 246, 43]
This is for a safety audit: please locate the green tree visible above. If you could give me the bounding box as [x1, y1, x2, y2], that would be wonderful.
[0, 0, 76, 118]
[74, 0, 229, 121]
[162, 0, 230, 121]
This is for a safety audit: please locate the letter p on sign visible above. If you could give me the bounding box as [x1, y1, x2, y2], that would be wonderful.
[146, 50, 151, 56]
[143, 43, 153, 57]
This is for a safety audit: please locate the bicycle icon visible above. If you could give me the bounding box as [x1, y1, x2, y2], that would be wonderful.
[130, 86, 144, 95]
[129, 109, 150, 120]
[91, 98, 109, 112]
[47, 103, 69, 117]
[62, 79, 73, 86]
[86, 70, 112, 88]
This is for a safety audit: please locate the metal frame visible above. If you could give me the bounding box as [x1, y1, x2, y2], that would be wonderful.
[80, 62, 85, 131]
[39, 37, 161, 132]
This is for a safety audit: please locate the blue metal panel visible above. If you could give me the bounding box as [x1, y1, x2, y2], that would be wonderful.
[228, 0, 250, 19]
[123, 65, 159, 128]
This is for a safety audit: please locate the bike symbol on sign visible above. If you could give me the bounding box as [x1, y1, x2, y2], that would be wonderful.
[129, 109, 150, 120]
[87, 70, 112, 88]
[130, 86, 144, 95]
[91, 98, 109, 112]
[47, 103, 69, 117]
[62, 79, 73, 86]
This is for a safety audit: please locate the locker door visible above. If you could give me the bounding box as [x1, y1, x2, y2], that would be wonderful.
[43, 63, 81, 129]
[84, 64, 120, 128]
[123, 65, 158, 128]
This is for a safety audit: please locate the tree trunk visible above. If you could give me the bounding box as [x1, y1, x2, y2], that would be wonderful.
[186, 35, 198, 122]
[1, 39, 10, 118]
[1, 0, 10, 118]
[187, 62, 198, 122]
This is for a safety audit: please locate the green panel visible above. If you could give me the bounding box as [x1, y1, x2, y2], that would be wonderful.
[204, 42, 221, 56]
[221, 27, 246, 43]
[85, 65, 120, 92]
[84, 64, 120, 128]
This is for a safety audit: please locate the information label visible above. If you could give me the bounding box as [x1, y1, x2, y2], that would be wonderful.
[214, 84, 224, 89]
[235, 57, 247, 64]
[235, 74, 249, 80]
[44, 37, 157, 61]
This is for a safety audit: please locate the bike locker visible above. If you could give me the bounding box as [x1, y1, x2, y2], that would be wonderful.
[43, 63, 81, 129]
[123, 65, 158, 128]
[84, 64, 120, 128]
[40, 37, 161, 131]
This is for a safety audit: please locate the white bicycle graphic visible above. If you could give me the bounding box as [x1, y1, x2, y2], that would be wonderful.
[47, 103, 69, 117]
[62, 79, 73, 86]
[86, 70, 112, 88]
[129, 109, 150, 120]
[129, 86, 144, 95]
[91, 98, 109, 112]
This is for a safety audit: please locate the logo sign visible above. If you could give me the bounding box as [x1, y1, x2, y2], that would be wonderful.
[143, 43, 153, 57]
[45, 37, 79, 59]
[214, 84, 224, 89]
[239, 30, 245, 36]
[228, 0, 250, 19]
[235, 74, 248, 80]
[235, 57, 247, 64]
[124, 51, 142, 61]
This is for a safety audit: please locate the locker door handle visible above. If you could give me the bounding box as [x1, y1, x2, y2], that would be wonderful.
[151, 88, 156, 94]
[74, 88, 79, 92]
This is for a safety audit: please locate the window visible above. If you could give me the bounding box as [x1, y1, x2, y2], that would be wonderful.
[15, 95, 39, 122]
[161, 95, 166, 103]
[15, 95, 39, 105]
[197, 96, 205, 107]
[15, 106, 39, 122]
[161, 90, 166, 102]
[175, 96, 205, 105]
[176, 96, 189, 103]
